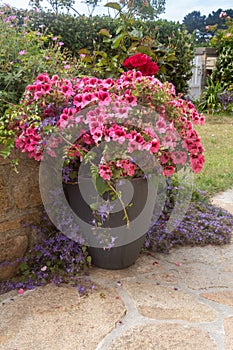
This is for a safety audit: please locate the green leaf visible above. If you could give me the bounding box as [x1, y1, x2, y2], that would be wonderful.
[104, 2, 121, 11]
[87, 256, 92, 263]
[135, 46, 154, 56]
[95, 175, 110, 195]
[99, 28, 112, 38]
[91, 167, 110, 195]
[82, 246, 87, 253]
[19, 261, 29, 272]
[116, 25, 123, 35]
[103, 37, 112, 43]
[78, 48, 90, 55]
[129, 28, 143, 40]
[112, 33, 126, 49]
[82, 55, 92, 63]
[94, 51, 108, 58]
[0, 148, 11, 158]
[90, 202, 98, 211]
[166, 53, 177, 61]
[69, 171, 78, 179]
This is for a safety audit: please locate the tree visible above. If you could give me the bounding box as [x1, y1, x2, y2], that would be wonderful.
[206, 8, 233, 27]
[121, 0, 166, 20]
[183, 9, 233, 45]
[29, 0, 81, 15]
[29, 0, 166, 19]
[182, 11, 207, 44]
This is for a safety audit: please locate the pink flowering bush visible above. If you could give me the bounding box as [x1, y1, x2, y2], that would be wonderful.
[10, 56, 205, 184]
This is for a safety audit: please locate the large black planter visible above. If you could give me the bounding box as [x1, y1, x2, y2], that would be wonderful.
[63, 177, 156, 269]
[87, 234, 146, 269]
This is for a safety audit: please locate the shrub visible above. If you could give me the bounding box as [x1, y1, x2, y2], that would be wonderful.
[211, 13, 233, 89]
[145, 20, 195, 93]
[200, 12, 233, 113]
[0, 6, 78, 115]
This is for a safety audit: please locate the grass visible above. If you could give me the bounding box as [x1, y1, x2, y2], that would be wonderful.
[194, 115, 233, 195]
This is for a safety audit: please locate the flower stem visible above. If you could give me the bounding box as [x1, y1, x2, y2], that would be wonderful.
[107, 181, 130, 229]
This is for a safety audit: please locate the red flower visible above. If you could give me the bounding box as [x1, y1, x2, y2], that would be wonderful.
[140, 61, 159, 76]
[123, 53, 159, 76]
[163, 166, 175, 177]
[123, 53, 149, 68]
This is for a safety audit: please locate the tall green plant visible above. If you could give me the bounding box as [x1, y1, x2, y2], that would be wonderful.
[0, 6, 79, 157]
[199, 13, 233, 113]
[208, 13, 233, 88]
[0, 6, 78, 115]
[197, 78, 226, 114]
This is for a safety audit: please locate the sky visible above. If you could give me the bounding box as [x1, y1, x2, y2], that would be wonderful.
[1, 0, 233, 22]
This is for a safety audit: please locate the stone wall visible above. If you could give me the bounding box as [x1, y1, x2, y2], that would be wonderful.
[0, 150, 43, 280]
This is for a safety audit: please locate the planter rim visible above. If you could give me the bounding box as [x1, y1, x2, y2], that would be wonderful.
[63, 176, 147, 185]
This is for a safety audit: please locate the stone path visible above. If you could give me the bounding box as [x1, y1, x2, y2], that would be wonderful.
[0, 191, 233, 350]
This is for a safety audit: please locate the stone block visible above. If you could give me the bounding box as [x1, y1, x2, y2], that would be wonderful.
[0, 235, 28, 280]
[11, 161, 42, 209]
[0, 165, 12, 214]
[0, 218, 22, 233]
[0, 187, 11, 214]
[0, 211, 42, 235]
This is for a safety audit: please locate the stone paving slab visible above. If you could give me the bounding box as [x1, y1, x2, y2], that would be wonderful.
[123, 281, 218, 322]
[0, 284, 126, 350]
[108, 324, 218, 350]
[201, 290, 233, 307]
[212, 188, 233, 215]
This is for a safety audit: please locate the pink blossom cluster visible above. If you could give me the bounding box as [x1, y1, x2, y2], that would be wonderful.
[99, 160, 137, 181]
[15, 124, 42, 161]
[14, 69, 205, 179]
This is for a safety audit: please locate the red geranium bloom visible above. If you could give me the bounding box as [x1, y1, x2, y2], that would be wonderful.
[123, 53, 149, 68]
[123, 53, 159, 76]
[140, 61, 159, 76]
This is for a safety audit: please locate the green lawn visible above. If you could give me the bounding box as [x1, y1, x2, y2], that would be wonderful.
[194, 115, 233, 195]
